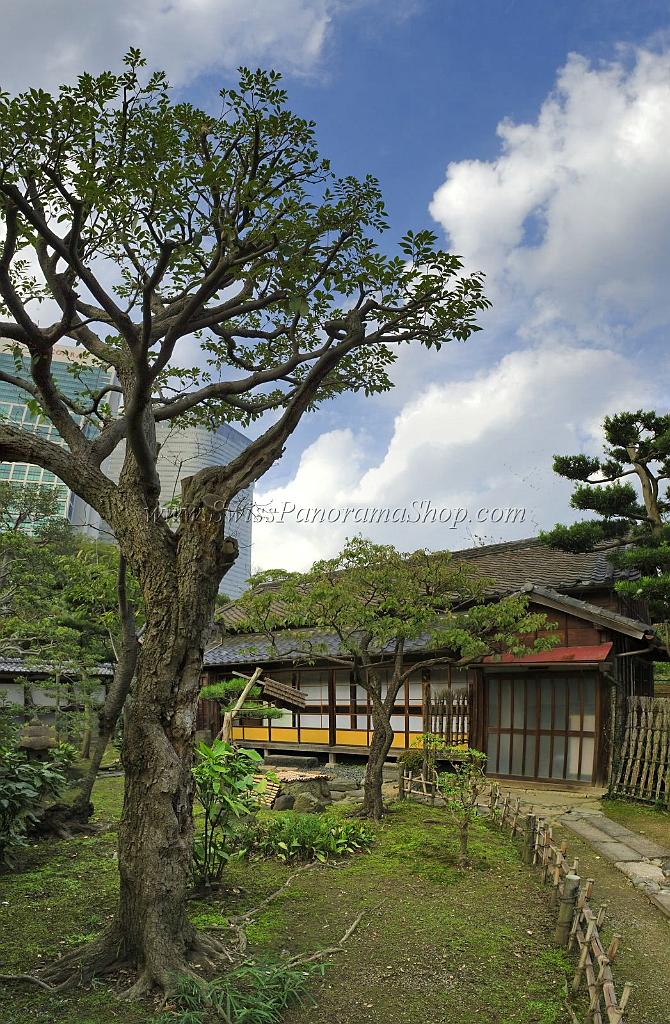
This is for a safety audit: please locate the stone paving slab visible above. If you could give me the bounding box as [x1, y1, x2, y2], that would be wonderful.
[560, 810, 670, 919]
[593, 839, 645, 862]
[590, 817, 637, 840]
[624, 835, 670, 860]
[650, 891, 670, 917]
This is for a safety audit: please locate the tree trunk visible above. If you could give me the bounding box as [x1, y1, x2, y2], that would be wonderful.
[459, 823, 470, 868]
[71, 631, 138, 819]
[361, 705, 394, 820]
[99, 499, 238, 993]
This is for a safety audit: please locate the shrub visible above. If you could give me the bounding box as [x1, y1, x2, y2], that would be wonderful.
[436, 747, 487, 868]
[192, 740, 268, 887]
[239, 811, 373, 863]
[159, 958, 321, 1024]
[0, 750, 68, 867]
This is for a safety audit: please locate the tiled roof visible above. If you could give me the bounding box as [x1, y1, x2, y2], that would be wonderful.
[446, 538, 629, 594]
[216, 537, 632, 631]
[204, 628, 440, 668]
[204, 585, 657, 669]
[518, 585, 657, 642]
[0, 657, 114, 676]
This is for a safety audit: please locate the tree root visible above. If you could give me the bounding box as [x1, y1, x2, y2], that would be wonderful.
[226, 861, 322, 953]
[286, 909, 366, 967]
[32, 802, 100, 840]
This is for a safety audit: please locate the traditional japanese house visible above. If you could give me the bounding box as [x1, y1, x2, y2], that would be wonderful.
[200, 539, 662, 785]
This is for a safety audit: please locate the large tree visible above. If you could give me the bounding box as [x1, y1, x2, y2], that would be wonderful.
[0, 54, 490, 992]
[540, 410, 670, 636]
[240, 537, 555, 819]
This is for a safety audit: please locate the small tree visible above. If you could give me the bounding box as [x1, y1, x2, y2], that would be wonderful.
[541, 410, 670, 631]
[241, 536, 556, 820]
[436, 747, 487, 868]
[199, 672, 285, 743]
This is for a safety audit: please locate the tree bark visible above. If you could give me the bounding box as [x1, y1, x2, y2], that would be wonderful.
[71, 555, 139, 821]
[361, 711, 394, 820]
[98, 493, 238, 992]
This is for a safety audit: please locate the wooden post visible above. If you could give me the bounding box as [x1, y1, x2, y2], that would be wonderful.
[398, 761, 406, 799]
[523, 814, 536, 865]
[554, 873, 580, 947]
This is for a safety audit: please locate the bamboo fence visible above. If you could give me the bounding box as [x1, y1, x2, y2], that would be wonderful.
[399, 774, 633, 1023]
[612, 696, 670, 806]
[429, 688, 469, 745]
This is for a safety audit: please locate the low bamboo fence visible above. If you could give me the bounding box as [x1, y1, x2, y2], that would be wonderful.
[398, 773, 633, 1023]
[612, 696, 670, 806]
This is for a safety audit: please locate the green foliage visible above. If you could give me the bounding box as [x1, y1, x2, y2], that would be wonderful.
[240, 536, 557, 668]
[239, 812, 373, 863]
[0, 53, 489, 441]
[0, 696, 21, 748]
[199, 679, 285, 721]
[541, 409, 670, 626]
[0, 481, 64, 533]
[191, 740, 266, 887]
[399, 732, 452, 773]
[158, 959, 321, 1024]
[0, 749, 68, 867]
[436, 748, 488, 868]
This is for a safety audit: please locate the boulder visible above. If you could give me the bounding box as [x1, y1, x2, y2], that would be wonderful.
[329, 790, 347, 801]
[292, 792, 325, 814]
[272, 794, 295, 811]
[328, 778, 360, 792]
[281, 776, 332, 803]
[264, 754, 319, 769]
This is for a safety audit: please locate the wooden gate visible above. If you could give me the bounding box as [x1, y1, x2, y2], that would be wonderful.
[611, 696, 670, 805]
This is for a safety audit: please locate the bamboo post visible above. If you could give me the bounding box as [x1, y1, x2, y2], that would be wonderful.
[398, 762, 406, 799]
[611, 982, 633, 1024]
[554, 873, 580, 947]
[523, 814, 537, 865]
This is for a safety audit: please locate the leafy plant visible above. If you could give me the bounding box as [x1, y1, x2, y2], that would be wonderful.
[239, 812, 373, 863]
[158, 958, 322, 1024]
[436, 747, 488, 869]
[0, 750, 68, 867]
[191, 740, 267, 887]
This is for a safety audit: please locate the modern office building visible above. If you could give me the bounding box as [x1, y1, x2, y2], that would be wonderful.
[108, 422, 254, 598]
[0, 342, 116, 535]
[1, 342, 254, 596]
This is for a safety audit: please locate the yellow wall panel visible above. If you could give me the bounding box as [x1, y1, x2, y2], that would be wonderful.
[299, 728, 329, 744]
[336, 730, 368, 746]
[237, 727, 269, 742]
[269, 728, 298, 743]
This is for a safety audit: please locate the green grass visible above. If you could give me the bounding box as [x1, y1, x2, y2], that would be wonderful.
[602, 797, 670, 849]
[0, 778, 598, 1024]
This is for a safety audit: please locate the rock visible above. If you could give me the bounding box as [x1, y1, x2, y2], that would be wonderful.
[328, 778, 359, 792]
[282, 777, 332, 803]
[330, 791, 347, 801]
[273, 794, 295, 811]
[292, 792, 325, 814]
[344, 788, 365, 799]
[264, 754, 319, 769]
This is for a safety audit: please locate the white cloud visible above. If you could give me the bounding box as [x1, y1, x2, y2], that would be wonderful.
[249, 45, 670, 572]
[251, 344, 659, 571]
[0, 0, 378, 92]
[429, 47, 670, 344]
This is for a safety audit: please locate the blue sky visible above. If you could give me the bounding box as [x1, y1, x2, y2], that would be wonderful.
[1, 1, 669, 569]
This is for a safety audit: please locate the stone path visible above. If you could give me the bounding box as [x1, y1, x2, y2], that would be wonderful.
[560, 809, 670, 919]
